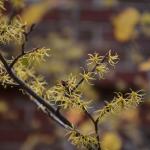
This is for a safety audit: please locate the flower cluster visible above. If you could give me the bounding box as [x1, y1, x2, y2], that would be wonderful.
[19, 48, 51, 66]
[0, 16, 26, 44]
[96, 63, 109, 79]
[80, 69, 95, 85]
[29, 76, 47, 97]
[13, 58, 48, 98]
[96, 90, 143, 122]
[80, 50, 119, 84]
[13, 60, 35, 81]
[0, 62, 14, 87]
[45, 74, 90, 110]
[67, 130, 99, 150]
[107, 50, 119, 66]
[87, 53, 103, 65]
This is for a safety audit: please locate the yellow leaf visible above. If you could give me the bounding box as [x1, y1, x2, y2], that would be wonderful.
[101, 132, 122, 150]
[139, 59, 150, 71]
[0, 101, 8, 113]
[21, 1, 50, 26]
[113, 8, 140, 42]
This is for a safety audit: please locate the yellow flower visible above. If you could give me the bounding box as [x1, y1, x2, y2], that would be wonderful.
[80, 69, 95, 85]
[29, 76, 47, 97]
[126, 90, 143, 106]
[67, 130, 99, 150]
[96, 63, 109, 79]
[0, 16, 26, 44]
[96, 90, 143, 122]
[45, 74, 90, 110]
[87, 53, 103, 65]
[14, 61, 35, 81]
[0, 62, 14, 87]
[18, 48, 51, 66]
[108, 50, 119, 66]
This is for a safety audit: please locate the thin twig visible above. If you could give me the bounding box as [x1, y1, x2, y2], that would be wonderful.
[9, 24, 36, 69]
[21, 24, 35, 55]
[94, 119, 101, 150]
[83, 107, 95, 123]
[10, 47, 39, 68]
[8, 11, 16, 24]
[71, 51, 109, 93]
[82, 107, 101, 150]
[0, 82, 20, 87]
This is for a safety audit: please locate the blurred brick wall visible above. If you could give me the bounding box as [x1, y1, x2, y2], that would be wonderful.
[37, 0, 150, 72]
[0, 87, 69, 150]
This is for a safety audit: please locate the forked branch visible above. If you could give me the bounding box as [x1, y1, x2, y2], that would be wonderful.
[0, 53, 73, 130]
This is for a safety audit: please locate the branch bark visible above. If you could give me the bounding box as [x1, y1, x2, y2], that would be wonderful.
[0, 53, 73, 130]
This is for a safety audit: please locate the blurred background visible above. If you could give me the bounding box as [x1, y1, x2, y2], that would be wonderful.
[0, 0, 150, 150]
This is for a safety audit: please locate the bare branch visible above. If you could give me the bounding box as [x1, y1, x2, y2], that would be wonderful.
[94, 119, 101, 150]
[21, 24, 35, 54]
[0, 53, 73, 129]
[10, 47, 39, 68]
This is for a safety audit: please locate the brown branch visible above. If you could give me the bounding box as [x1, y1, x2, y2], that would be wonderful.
[81, 107, 101, 150]
[0, 53, 73, 129]
[83, 108, 101, 150]
[21, 24, 35, 55]
[94, 119, 101, 150]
